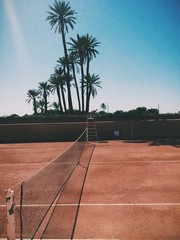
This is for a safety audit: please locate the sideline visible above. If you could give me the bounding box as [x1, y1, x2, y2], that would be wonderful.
[1, 202, 180, 208]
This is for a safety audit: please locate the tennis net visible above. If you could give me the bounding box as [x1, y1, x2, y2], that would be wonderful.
[9, 129, 87, 239]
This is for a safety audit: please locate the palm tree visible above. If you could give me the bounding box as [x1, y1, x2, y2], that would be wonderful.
[54, 67, 67, 112]
[101, 103, 107, 112]
[37, 99, 45, 114]
[68, 34, 100, 113]
[69, 52, 81, 112]
[38, 82, 52, 115]
[51, 101, 59, 110]
[68, 34, 87, 113]
[84, 73, 102, 113]
[83, 34, 100, 114]
[26, 89, 40, 115]
[49, 73, 63, 113]
[46, 0, 77, 111]
[57, 56, 68, 75]
[57, 56, 74, 111]
[84, 34, 100, 78]
[51, 101, 60, 115]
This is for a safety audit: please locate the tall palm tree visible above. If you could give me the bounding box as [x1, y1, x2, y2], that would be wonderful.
[54, 67, 67, 112]
[26, 89, 40, 115]
[84, 73, 102, 113]
[69, 52, 81, 112]
[46, 0, 77, 111]
[84, 34, 100, 78]
[68, 34, 87, 113]
[37, 99, 45, 115]
[57, 56, 73, 111]
[38, 82, 52, 115]
[83, 34, 100, 114]
[68, 34, 100, 113]
[49, 73, 63, 113]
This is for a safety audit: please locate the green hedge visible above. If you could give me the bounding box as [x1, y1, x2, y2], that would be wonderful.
[0, 113, 179, 124]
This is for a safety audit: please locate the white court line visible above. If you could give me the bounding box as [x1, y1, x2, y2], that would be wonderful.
[1, 203, 180, 207]
[0, 163, 43, 166]
[1, 161, 179, 166]
[91, 160, 180, 163]
[0, 162, 76, 166]
[0, 238, 114, 240]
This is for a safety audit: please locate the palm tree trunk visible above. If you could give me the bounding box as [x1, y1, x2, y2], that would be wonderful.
[33, 97, 37, 115]
[72, 62, 81, 112]
[86, 55, 90, 78]
[86, 87, 91, 113]
[85, 57, 90, 114]
[56, 87, 63, 112]
[44, 94, 48, 115]
[61, 85, 67, 113]
[80, 56, 85, 113]
[61, 30, 73, 111]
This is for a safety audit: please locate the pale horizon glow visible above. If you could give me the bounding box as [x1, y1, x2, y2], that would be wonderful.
[0, 0, 179, 116]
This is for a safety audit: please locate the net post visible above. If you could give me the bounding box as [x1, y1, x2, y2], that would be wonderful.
[86, 127, 89, 143]
[5, 189, 16, 240]
[20, 182, 24, 240]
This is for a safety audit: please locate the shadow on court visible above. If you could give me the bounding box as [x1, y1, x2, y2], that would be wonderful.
[1, 140, 180, 239]
[40, 143, 95, 239]
[73, 140, 180, 239]
[124, 139, 180, 147]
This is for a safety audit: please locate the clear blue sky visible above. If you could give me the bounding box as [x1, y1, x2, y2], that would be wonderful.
[0, 0, 179, 116]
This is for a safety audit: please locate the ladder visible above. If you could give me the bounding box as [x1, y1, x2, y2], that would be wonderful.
[87, 114, 98, 142]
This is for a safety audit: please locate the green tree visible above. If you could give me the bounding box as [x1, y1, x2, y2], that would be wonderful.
[101, 103, 107, 112]
[84, 34, 100, 113]
[84, 73, 102, 113]
[147, 108, 159, 115]
[68, 34, 100, 113]
[49, 73, 63, 113]
[68, 34, 87, 113]
[46, 0, 77, 111]
[38, 82, 52, 115]
[54, 67, 67, 112]
[26, 89, 40, 115]
[69, 52, 81, 112]
[135, 107, 147, 115]
[84, 34, 100, 78]
[51, 101, 59, 110]
[37, 99, 45, 114]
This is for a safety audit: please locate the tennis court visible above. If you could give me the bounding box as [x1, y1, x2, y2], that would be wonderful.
[0, 136, 180, 239]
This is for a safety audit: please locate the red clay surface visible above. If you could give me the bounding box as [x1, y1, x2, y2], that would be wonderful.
[74, 141, 180, 239]
[0, 140, 180, 239]
[0, 142, 71, 237]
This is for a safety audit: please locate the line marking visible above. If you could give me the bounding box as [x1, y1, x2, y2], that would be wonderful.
[1, 161, 179, 166]
[91, 160, 180, 163]
[77, 203, 180, 206]
[0, 163, 43, 166]
[1, 203, 180, 207]
[0, 162, 76, 166]
[0, 239, 116, 240]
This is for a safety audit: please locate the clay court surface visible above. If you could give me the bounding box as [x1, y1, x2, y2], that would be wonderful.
[0, 139, 180, 239]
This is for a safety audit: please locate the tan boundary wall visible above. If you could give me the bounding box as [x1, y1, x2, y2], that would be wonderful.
[0, 120, 179, 143]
